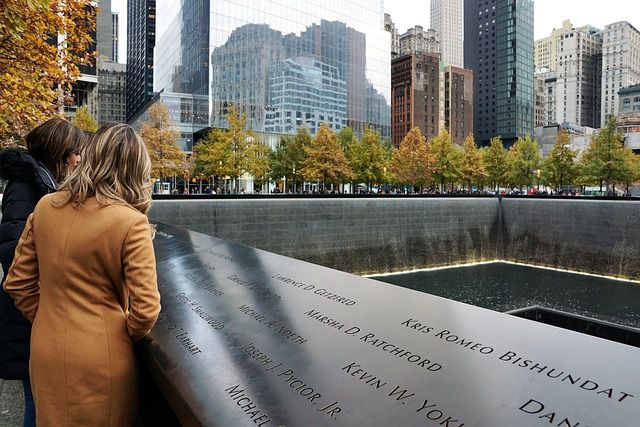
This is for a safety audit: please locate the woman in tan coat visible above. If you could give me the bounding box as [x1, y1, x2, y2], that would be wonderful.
[4, 123, 161, 427]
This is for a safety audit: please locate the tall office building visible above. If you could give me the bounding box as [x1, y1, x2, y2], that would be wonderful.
[126, 0, 156, 122]
[153, 0, 391, 141]
[555, 27, 602, 128]
[430, 0, 463, 67]
[464, 0, 534, 146]
[96, 0, 114, 61]
[66, 2, 105, 118]
[112, 12, 119, 62]
[97, 59, 126, 125]
[535, 22, 602, 128]
[601, 21, 640, 125]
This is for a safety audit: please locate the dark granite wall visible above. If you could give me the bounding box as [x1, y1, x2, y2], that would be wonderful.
[148, 198, 502, 275]
[501, 198, 640, 279]
[149, 198, 640, 278]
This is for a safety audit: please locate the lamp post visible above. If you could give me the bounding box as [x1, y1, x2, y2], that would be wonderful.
[292, 166, 296, 194]
[218, 160, 223, 193]
[383, 166, 387, 194]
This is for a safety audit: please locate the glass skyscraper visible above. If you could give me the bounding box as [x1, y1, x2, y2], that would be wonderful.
[154, 0, 391, 141]
[464, 0, 534, 146]
[127, 0, 156, 121]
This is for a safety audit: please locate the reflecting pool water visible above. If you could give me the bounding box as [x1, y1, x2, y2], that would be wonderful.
[372, 262, 640, 329]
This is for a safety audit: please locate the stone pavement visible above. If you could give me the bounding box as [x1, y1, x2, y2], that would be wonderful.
[0, 380, 23, 427]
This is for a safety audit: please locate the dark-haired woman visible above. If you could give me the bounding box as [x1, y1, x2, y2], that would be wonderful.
[0, 118, 86, 427]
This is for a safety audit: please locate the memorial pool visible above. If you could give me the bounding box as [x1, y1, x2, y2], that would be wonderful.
[373, 262, 640, 329]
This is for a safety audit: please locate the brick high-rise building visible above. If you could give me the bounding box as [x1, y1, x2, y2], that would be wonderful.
[391, 52, 442, 147]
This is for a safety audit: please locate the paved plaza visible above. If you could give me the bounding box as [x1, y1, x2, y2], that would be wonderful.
[0, 380, 22, 427]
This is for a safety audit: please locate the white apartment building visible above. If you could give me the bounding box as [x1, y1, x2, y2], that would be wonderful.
[601, 21, 640, 124]
[556, 28, 603, 128]
[534, 22, 603, 128]
[384, 14, 400, 59]
[534, 20, 573, 71]
[430, 0, 463, 67]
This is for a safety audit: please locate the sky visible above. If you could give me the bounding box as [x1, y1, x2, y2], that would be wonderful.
[112, 0, 640, 64]
[386, 0, 640, 40]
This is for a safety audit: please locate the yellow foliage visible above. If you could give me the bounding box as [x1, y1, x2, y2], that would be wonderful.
[71, 106, 98, 132]
[301, 123, 353, 186]
[0, 0, 95, 144]
[139, 102, 186, 178]
[390, 127, 435, 188]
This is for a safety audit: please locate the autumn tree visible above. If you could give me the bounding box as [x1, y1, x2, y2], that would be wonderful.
[301, 123, 353, 190]
[482, 137, 508, 191]
[347, 128, 388, 190]
[268, 129, 308, 193]
[139, 102, 186, 181]
[195, 105, 269, 192]
[194, 128, 234, 180]
[225, 105, 269, 191]
[245, 134, 271, 187]
[1, 0, 95, 143]
[540, 130, 577, 192]
[268, 135, 292, 186]
[459, 134, 487, 191]
[390, 127, 435, 192]
[578, 117, 630, 193]
[72, 106, 98, 133]
[431, 129, 462, 192]
[506, 135, 541, 192]
[621, 149, 640, 193]
[288, 127, 311, 192]
[337, 127, 357, 153]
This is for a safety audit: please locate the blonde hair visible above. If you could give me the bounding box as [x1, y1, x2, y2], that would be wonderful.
[56, 123, 152, 214]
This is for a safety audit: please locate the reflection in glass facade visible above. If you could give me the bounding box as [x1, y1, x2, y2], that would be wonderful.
[265, 57, 347, 135]
[155, 0, 390, 141]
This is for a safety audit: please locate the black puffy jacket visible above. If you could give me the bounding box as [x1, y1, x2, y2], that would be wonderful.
[0, 148, 57, 379]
